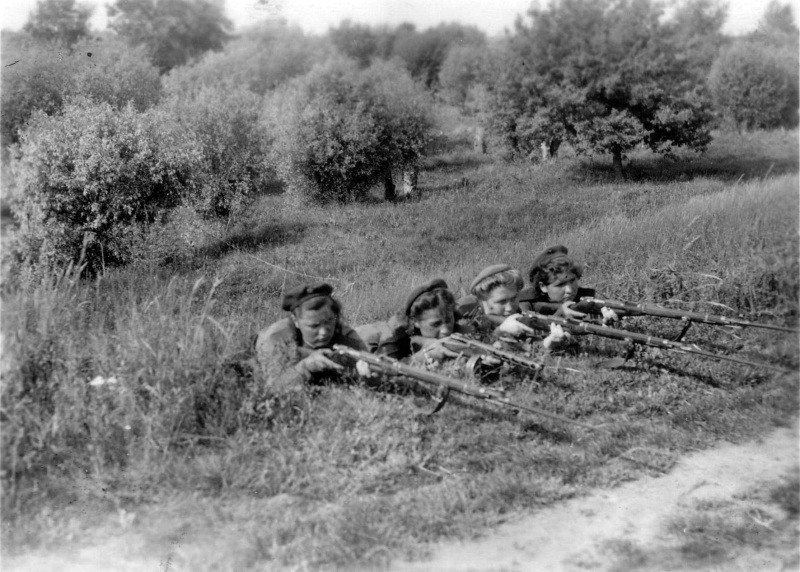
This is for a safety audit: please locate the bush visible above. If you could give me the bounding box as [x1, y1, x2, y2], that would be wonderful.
[161, 83, 272, 219]
[708, 40, 799, 130]
[9, 97, 201, 274]
[267, 57, 433, 203]
[164, 22, 323, 96]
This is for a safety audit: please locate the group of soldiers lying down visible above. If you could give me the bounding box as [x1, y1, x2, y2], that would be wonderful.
[254, 245, 624, 391]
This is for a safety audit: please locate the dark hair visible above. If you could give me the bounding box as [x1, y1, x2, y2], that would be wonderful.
[293, 295, 342, 318]
[407, 288, 455, 334]
[529, 259, 583, 290]
[472, 268, 524, 301]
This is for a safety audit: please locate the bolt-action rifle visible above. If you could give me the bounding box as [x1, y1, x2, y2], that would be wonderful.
[519, 313, 792, 373]
[573, 297, 798, 337]
[441, 333, 543, 372]
[320, 344, 595, 429]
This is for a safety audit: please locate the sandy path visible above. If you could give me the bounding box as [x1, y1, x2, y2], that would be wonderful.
[6, 423, 798, 572]
[393, 422, 799, 572]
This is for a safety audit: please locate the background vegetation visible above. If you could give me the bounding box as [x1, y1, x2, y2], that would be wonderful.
[1, 0, 798, 568]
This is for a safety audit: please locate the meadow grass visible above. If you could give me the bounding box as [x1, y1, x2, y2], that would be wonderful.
[1, 129, 798, 569]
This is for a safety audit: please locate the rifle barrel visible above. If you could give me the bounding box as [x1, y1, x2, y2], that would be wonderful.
[331, 345, 597, 430]
[585, 297, 799, 334]
[446, 333, 543, 371]
[522, 313, 792, 373]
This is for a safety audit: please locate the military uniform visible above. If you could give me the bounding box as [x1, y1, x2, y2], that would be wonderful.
[254, 283, 368, 391]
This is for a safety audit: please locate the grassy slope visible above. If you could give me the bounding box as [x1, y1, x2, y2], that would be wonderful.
[1, 129, 798, 569]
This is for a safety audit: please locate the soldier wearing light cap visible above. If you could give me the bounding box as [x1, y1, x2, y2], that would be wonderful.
[255, 283, 368, 390]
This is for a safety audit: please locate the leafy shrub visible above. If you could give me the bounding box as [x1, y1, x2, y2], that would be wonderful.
[708, 40, 799, 130]
[267, 57, 433, 203]
[1, 34, 77, 146]
[164, 22, 323, 96]
[9, 97, 200, 274]
[161, 83, 272, 219]
[1, 33, 162, 147]
[72, 35, 162, 111]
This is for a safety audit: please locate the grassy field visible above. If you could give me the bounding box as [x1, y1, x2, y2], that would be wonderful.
[1, 128, 798, 569]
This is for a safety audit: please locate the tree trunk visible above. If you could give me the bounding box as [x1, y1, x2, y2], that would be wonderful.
[540, 138, 561, 161]
[401, 166, 418, 198]
[612, 148, 624, 178]
[383, 166, 396, 201]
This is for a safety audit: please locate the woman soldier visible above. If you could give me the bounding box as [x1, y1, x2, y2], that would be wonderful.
[255, 283, 368, 391]
[460, 263, 568, 348]
[518, 245, 618, 324]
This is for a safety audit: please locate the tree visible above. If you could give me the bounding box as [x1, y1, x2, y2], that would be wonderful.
[328, 20, 378, 67]
[108, 0, 233, 73]
[9, 97, 200, 272]
[164, 22, 322, 95]
[489, 0, 713, 172]
[23, 0, 92, 46]
[438, 43, 491, 106]
[708, 41, 798, 130]
[267, 58, 433, 203]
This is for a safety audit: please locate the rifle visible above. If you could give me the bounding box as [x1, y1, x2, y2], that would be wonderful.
[442, 333, 543, 372]
[326, 344, 597, 430]
[574, 297, 798, 335]
[520, 312, 792, 373]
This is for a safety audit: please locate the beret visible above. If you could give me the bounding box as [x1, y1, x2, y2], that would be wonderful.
[404, 278, 449, 316]
[281, 283, 334, 312]
[469, 264, 512, 294]
[530, 245, 569, 272]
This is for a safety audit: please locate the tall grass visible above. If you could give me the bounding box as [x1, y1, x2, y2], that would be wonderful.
[1, 131, 798, 567]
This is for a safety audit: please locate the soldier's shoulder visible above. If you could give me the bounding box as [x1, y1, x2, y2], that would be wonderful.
[256, 317, 296, 346]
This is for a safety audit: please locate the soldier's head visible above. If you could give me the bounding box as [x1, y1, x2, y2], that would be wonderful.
[283, 283, 342, 349]
[405, 279, 456, 339]
[528, 245, 583, 303]
[470, 264, 524, 317]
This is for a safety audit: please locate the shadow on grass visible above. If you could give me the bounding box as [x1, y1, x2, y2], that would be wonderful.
[197, 221, 307, 260]
[421, 152, 492, 173]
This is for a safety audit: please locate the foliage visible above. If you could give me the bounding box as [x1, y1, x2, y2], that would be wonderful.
[1, 34, 77, 146]
[72, 35, 163, 111]
[108, 0, 233, 72]
[438, 43, 492, 107]
[8, 97, 200, 273]
[666, 0, 728, 82]
[23, 0, 92, 46]
[489, 0, 714, 170]
[1, 33, 162, 147]
[267, 57, 434, 203]
[708, 40, 799, 130]
[161, 83, 271, 219]
[164, 22, 323, 96]
[328, 19, 378, 67]
[392, 23, 486, 88]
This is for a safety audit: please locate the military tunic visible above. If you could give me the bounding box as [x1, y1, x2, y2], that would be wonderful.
[255, 317, 367, 391]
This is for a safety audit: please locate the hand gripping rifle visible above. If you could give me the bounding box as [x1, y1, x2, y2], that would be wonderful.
[574, 297, 799, 339]
[442, 333, 543, 372]
[328, 344, 597, 430]
[520, 313, 792, 373]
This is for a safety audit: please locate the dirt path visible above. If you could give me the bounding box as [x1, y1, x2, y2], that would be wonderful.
[6, 423, 798, 572]
[393, 422, 799, 572]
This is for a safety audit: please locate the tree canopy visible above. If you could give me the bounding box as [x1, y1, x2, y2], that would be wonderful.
[108, 0, 232, 72]
[489, 0, 714, 171]
[23, 0, 93, 46]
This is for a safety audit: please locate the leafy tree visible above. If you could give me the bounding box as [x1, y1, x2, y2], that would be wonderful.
[328, 20, 377, 67]
[666, 0, 728, 82]
[9, 97, 200, 272]
[108, 0, 233, 72]
[754, 0, 800, 44]
[489, 0, 713, 172]
[708, 40, 798, 130]
[438, 43, 491, 106]
[161, 83, 271, 219]
[23, 0, 92, 46]
[393, 23, 485, 88]
[267, 58, 433, 203]
[164, 22, 323, 95]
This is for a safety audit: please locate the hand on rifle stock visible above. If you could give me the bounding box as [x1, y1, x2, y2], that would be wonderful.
[543, 323, 570, 349]
[601, 306, 619, 325]
[559, 301, 587, 320]
[497, 313, 537, 337]
[297, 349, 344, 375]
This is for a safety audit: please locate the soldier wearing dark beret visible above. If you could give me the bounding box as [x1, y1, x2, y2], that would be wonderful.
[255, 283, 368, 391]
[518, 245, 598, 319]
[455, 264, 536, 338]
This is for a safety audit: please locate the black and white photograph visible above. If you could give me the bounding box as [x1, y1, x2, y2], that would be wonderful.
[1, 0, 799, 569]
